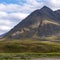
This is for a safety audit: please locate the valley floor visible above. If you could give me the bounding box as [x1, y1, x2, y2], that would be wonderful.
[32, 58, 60, 60]
[0, 38, 60, 59]
[0, 53, 60, 60]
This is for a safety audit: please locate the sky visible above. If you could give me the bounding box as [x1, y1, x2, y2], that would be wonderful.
[0, 0, 60, 35]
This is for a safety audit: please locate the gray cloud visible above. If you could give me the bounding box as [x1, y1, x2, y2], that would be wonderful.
[0, 0, 60, 35]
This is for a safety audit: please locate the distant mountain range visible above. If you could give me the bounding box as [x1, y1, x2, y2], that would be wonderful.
[4, 6, 60, 39]
[0, 33, 6, 38]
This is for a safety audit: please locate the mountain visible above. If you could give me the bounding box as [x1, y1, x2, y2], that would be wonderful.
[0, 34, 6, 38]
[54, 10, 60, 20]
[55, 10, 60, 14]
[5, 6, 60, 39]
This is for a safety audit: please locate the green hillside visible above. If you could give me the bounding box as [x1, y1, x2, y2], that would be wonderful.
[0, 38, 60, 53]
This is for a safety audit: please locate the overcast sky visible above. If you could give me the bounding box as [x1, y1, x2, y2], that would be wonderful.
[0, 0, 60, 35]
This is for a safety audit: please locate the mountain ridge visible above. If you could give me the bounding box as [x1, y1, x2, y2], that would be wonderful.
[4, 6, 60, 39]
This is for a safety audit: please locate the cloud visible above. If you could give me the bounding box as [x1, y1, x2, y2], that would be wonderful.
[9, 12, 29, 20]
[0, 12, 29, 34]
[0, 0, 60, 35]
[0, 4, 21, 12]
[18, 0, 44, 13]
[0, 25, 12, 34]
[0, 19, 13, 25]
[49, 0, 60, 7]
[0, 25, 11, 31]
[0, 4, 29, 35]
[0, 11, 8, 18]
[44, 0, 60, 10]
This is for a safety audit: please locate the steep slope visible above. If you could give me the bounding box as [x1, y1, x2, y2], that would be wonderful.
[54, 10, 60, 20]
[55, 10, 60, 14]
[5, 6, 60, 39]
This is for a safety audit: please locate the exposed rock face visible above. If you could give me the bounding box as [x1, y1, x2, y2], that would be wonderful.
[5, 6, 60, 39]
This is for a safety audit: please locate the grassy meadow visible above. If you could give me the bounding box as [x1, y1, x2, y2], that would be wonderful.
[0, 36, 60, 59]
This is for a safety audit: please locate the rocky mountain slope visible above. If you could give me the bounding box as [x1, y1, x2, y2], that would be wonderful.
[5, 6, 60, 39]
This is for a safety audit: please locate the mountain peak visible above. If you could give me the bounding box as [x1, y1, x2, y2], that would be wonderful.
[40, 6, 52, 11]
[40, 6, 53, 13]
[4, 6, 60, 39]
[42, 6, 49, 9]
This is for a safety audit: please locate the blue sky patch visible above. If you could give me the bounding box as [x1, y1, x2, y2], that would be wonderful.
[0, 0, 26, 5]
